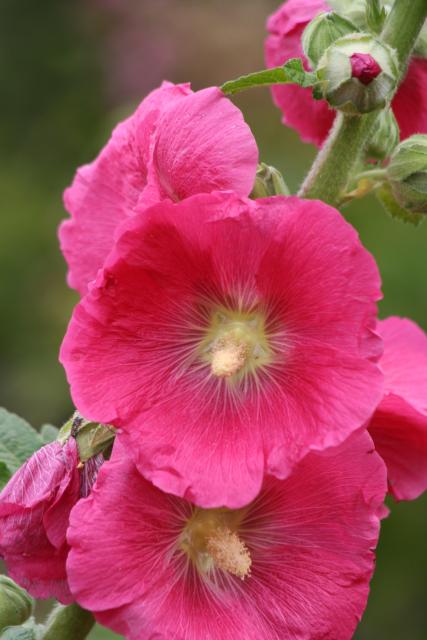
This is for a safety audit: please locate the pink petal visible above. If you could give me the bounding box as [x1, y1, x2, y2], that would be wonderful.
[392, 58, 427, 140]
[59, 82, 192, 295]
[144, 87, 258, 203]
[67, 431, 386, 640]
[369, 394, 427, 501]
[61, 192, 383, 508]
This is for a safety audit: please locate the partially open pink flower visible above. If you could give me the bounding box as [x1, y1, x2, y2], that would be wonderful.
[60, 192, 383, 508]
[265, 0, 427, 146]
[368, 317, 427, 501]
[59, 82, 258, 295]
[0, 439, 102, 603]
[67, 431, 387, 640]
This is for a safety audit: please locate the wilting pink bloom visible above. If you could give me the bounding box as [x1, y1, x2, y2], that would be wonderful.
[59, 82, 258, 295]
[67, 431, 387, 640]
[368, 317, 427, 501]
[0, 439, 102, 603]
[60, 192, 383, 508]
[265, 0, 427, 146]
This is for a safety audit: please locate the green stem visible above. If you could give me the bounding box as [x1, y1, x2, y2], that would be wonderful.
[381, 0, 427, 64]
[354, 168, 388, 182]
[299, 0, 427, 205]
[42, 603, 95, 640]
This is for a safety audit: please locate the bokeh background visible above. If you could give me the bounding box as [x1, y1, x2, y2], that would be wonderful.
[0, 1, 426, 638]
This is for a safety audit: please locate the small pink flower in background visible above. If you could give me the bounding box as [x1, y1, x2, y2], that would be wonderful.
[66, 432, 387, 640]
[60, 191, 383, 508]
[0, 439, 102, 603]
[59, 83, 258, 295]
[265, 0, 427, 146]
[368, 317, 427, 501]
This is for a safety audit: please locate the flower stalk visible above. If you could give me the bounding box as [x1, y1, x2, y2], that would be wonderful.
[299, 0, 427, 206]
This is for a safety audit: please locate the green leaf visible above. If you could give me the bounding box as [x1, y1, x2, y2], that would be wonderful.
[376, 183, 424, 225]
[366, 0, 387, 34]
[221, 59, 316, 95]
[40, 424, 59, 444]
[0, 462, 11, 490]
[0, 409, 44, 477]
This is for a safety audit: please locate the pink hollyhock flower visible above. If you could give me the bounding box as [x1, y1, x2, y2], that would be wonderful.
[265, 0, 427, 146]
[368, 317, 427, 501]
[60, 191, 383, 508]
[59, 82, 258, 295]
[0, 438, 102, 603]
[67, 431, 387, 640]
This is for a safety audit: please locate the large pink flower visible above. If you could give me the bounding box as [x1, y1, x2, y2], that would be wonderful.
[368, 317, 427, 501]
[60, 192, 383, 508]
[59, 82, 258, 295]
[265, 0, 427, 146]
[67, 432, 387, 640]
[0, 439, 102, 603]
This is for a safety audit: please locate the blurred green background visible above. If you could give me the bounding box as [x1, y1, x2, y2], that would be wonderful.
[0, 1, 426, 638]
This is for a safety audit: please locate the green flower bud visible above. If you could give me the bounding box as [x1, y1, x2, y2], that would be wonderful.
[316, 33, 399, 114]
[250, 163, 290, 198]
[328, 0, 370, 28]
[386, 135, 427, 214]
[366, 108, 399, 160]
[0, 577, 33, 630]
[302, 12, 358, 68]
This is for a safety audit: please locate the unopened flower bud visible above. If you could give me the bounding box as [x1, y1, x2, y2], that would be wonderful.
[0, 576, 33, 630]
[302, 12, 358, 68]
[316, 33, 399, 114]
[250, 163, 290, 198]
[328, 0, 368, 28]
[386, 135, 427, 214]
[366, 108, 399, 160]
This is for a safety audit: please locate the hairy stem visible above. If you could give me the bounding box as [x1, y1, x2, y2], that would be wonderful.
[299, 0, 427, 205]
[42, 603, 95, 640]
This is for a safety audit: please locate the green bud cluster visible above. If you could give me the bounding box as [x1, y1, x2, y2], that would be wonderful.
[387, 135, 427, 214]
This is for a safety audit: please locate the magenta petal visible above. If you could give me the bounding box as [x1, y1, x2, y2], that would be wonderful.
[368, 317, 427, 500]
[61, 192, 383, 508]
[59, 82, 192, 295]
[147, 87, 258, 202]
[392, 58, 427, 140]
[0, 440, 80, 603]
[67, 431, 386, 640]
[369, 395, 427, 501]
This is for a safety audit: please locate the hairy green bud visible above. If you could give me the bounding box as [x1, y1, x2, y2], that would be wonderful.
[302, 12, 358, 68]
[250, 163, 290, 199]
[386, 135, 427, 214]
[0, 577, 33, 631]
[366, 108, 399, 160]
[316, 33, 399, 114]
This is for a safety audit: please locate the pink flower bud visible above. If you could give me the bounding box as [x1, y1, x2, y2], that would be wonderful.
[350, 52, 382, 85]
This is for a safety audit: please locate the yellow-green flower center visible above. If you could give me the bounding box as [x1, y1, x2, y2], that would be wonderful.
[199, 307, 273, 381]
[179, 507, 251, 580]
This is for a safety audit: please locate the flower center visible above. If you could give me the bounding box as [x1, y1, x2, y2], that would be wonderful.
[350, 53, 382, 85]
[179, 507, 251, 580]
[199, 307, 272, 381]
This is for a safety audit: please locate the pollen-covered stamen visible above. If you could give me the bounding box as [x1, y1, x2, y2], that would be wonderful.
[179, 507, 252, 580]
[207, 527, 252, 580]
[199, 307, 273, 381]
[210, 335, 249, 378]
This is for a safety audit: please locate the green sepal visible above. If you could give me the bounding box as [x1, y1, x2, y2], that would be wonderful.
[376, 183, 424, 225]
[366, 0, 387, 34]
